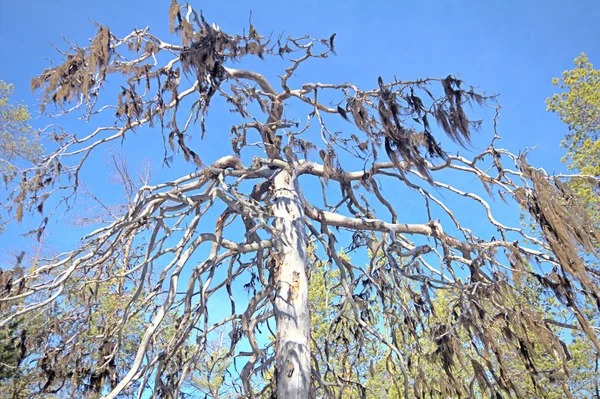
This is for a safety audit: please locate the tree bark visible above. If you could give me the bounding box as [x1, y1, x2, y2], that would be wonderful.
[272, 167, 311, 399]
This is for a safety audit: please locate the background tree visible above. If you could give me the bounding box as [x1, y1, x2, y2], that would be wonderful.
[1, 3, 599, 398]
[546, 53, 600, 223]
[0, 79, 43, 396]
[545, 52, 600, 398]
[0, 80, 43, 231]
[0, 152, 194, 399]
[309, 245, 599, 398]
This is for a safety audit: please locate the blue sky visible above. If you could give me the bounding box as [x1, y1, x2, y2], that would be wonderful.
[0, 0, 596, 271]
[1, 0, 598, 162]
[1, 0, 598, 251]
[0, 0, 596, 261]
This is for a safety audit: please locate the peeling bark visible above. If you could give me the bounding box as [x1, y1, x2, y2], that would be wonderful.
[272, 168, 311, 399]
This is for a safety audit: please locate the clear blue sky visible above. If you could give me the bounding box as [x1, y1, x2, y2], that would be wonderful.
[1, 0, 598, 160]
[0, 0, 599, 255]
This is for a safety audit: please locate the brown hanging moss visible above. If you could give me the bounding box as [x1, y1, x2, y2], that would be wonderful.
[515, 158, 600, 305]
[31, 25, 113, 111]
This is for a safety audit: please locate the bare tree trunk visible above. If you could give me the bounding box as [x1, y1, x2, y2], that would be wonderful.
[272, 168, 311, 399]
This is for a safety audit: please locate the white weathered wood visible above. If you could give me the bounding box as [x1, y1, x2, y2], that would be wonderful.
[272, 167, 311, 399]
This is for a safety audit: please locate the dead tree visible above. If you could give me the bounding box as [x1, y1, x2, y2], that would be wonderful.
[1, 3, 599, 398]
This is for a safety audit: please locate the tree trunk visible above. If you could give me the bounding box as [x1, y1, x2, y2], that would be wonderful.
[272, 168, 311, 399]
